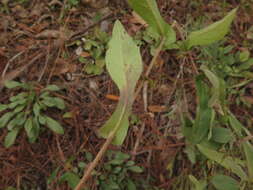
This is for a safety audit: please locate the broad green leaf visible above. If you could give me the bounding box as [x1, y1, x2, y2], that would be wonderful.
[0, 104, 8, 112]
[8, 99, 27, 109]
[0, 112, 15, 128]
[24, 117, 34, 141]
[7, 112, 26, 130]
[98, 21, 142, 145]
[128, 0, 176, 44]
[10, 92, 28, 102]
[38, 114, 46, 125]
[189, 175, 207, 190]
[239, 50, 250, 62]
[211, 127, 233, 144]
[197, 144, 247, 180]
[186, 8, 237, 49]
[33, 102, 41, 116]
[242, 142, 253, 181]
[13, 104, 26, 113]
[53, 97, 65, 110]
[41, 97, 55, 107]
[30, 117, 40, 143]
[44, 84, 60, 91]
[211, 175, 239, 190]
[59, 172, 80, 189]
[45, 116, 64, 134]
[4, 127, 20, 148]
[4, 80, 23, 89]
[127, 179, 137, 190]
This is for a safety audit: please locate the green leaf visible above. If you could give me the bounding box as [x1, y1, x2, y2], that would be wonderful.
[127, 166, 143, 173]
[38, 114, 46, 125]
[190, 77, 215, 144]
[13, 104, 26, 113]
[4, 127, 20, 148]
[41, 97, 55, 107]
[239, 50, 250, 62]
[33, 102, 41, 116]
[0, 112, 15, 128]
[197, 144, 247, 180]
[8, 99, 27, 109]
[98, 20, 142, 145]
[53, 97, 65, 110]
[10, 92, 28, 102]
[127, 179, 137, 190]
[45, 116, 64, 134]
[186, 8, 237, 49]
[127, 0, 176, 44]
[242, 142, 253, 181]
[211, 175, 239, 190]
[211, 127, 233, 144]
[24, 117, 35, 142]
[47, 167, 60, 185]
[7, 112, 26, 130]
[44, 85, 60, 91]
[59, 172, 80, 189]
[0, 104, 8, 112]
[4, 80, 23, 89]
[188, 175, 207, 190]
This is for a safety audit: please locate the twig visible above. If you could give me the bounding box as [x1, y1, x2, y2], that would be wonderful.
[134, 37, 166, 100]
[75, 38, 166, 190]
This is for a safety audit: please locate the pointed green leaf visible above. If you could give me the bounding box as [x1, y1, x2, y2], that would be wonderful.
[46, 116, 64, 134]
[197, 144, 247, 180]
[242, 142, 253, 181]
[98, 21, 142, 145]
[4, 80, 23, 89]
[211, 127, 233, 144]
[24, 117, 34, 141]
[10, 92, 28, 102]
[53, 97, 65, 110]
[128, 0, 176, 44]
[211, 175, 239, 190]
[33, 102, 41, 116]
[0, 112, 15, 128]
[7, 112, 26, 130]
[186, 8, 237, 49]
[4, 127, 20, 148]
[0, 104, 8, 112]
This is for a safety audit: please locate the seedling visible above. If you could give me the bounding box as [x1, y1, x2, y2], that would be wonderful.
[48, 151, 143, 190]
[0, 81, 66, 147]
[78, 27, 110, 75]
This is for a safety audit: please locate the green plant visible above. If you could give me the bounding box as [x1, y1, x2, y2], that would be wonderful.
[74, 1, 241, 189]
[78, 28, 110, 75]
[0, 81, 66, 148]
[48, 151, 144, 190]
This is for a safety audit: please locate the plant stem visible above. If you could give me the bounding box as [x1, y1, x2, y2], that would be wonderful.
[134, 37, 165, 99]
[75, 37, 165, 190]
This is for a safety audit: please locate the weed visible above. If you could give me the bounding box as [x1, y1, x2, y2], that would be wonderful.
[77, 27, 110, 75]
[0, 81, 66, 147]
[48, 151, 147, 190]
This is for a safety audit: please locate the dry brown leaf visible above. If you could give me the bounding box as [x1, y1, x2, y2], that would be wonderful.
[148, 105, 167, 113]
